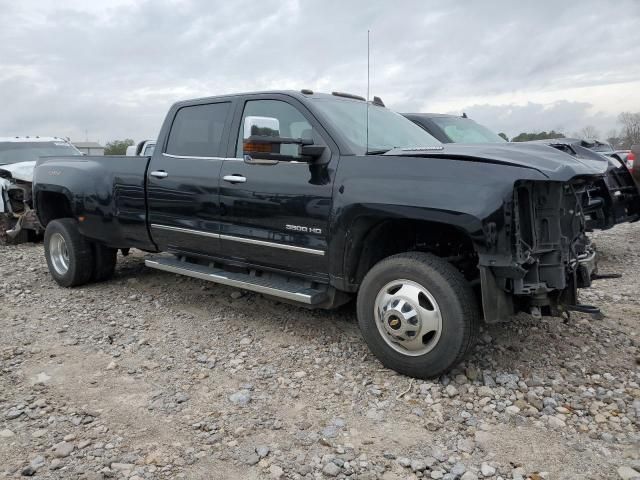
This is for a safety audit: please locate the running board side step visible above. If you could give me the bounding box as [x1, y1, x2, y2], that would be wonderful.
[145, 256, 328, 305]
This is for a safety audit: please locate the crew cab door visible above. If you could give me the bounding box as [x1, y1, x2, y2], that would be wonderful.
[147, 100, 233, 257]
[218, 96, 337, 278]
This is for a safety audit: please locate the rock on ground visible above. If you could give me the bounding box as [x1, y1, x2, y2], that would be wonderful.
[0, 222, 639, 479]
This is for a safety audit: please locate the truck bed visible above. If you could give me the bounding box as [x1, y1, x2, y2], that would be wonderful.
[33, 155, 156, 250]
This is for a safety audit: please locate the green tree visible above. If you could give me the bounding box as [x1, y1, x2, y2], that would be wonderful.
[498, 132, 509, 141]
[104, 138, 134, 155]
[511, 131, 565, 142]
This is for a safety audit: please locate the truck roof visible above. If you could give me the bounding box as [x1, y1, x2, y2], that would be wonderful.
[172, 90, 368, 108]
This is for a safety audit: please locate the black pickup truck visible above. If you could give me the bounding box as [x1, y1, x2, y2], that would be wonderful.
[34, 90, 605, 379]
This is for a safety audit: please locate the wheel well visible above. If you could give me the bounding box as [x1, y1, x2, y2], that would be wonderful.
[37, 192, 73, 226]
[351, 219, 478, 286]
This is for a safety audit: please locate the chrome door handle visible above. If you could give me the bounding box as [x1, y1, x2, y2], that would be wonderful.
[223, 174, 247, 184]
[150, 170, 168, 178]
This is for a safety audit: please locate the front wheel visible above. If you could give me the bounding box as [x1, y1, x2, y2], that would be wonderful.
[357, 252, 479, 379]
[44, 218, 94, 287]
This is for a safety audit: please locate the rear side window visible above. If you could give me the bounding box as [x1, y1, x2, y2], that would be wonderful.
[166, 102, 230, 157]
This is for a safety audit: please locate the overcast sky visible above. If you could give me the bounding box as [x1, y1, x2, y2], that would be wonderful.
[1, 0, 639, 144]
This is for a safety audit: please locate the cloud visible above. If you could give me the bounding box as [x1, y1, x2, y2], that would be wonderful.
[0, 0, 639, 143]
[457, 100, 618, 139]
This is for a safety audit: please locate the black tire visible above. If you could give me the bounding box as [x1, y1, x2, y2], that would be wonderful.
[44, 218, 94, 287]
[0, 214, 29, 245]
[357, 252, 479, 379]
[91, 243, 117, 282]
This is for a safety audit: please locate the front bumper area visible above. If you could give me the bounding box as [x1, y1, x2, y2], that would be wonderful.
[480, 179, 601, 323]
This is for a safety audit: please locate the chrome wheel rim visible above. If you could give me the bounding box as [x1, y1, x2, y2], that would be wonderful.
[49, 233, 70, 275]
[374, 279, 442, 356]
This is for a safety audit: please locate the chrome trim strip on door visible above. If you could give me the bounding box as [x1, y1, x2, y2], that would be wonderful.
[162, 153, 232, 160]
[151, 224, 220, 239]
[219, 234, 324, 255]
[150, 224, 325, 255]
[161, 153, 307, 163]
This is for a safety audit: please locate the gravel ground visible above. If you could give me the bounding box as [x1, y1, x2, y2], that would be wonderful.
[0, 223, 639, 480]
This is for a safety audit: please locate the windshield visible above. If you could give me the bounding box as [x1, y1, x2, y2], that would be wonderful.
[587, 142, 614, 153]
[431, 117, 506, 143]
[312, 98, 441, 154]
[0, 141, 82, 164]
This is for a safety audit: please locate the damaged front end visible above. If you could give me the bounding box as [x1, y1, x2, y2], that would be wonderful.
[543, 140, 640, 230]
[480, 179, 600, 323]
[0, 164, 42, 244]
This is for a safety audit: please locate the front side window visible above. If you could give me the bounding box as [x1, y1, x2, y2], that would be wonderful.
[236, 100, 315, 158]
[166, 102, 230, 157]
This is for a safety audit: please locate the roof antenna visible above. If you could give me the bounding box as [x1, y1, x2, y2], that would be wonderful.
[366, 29, 371, 155]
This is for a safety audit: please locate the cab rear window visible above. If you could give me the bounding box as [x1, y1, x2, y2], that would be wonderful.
[166, 102, 230, 157]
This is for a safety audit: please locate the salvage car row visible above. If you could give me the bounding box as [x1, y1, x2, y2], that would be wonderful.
[18, 89, 639, 380]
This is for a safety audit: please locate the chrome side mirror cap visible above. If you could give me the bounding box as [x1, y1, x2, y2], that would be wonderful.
[243, 116, 280, 140]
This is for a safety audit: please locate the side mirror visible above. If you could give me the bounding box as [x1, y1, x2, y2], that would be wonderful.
[243, 116, 281, 139]
[243, 116, 326, 164]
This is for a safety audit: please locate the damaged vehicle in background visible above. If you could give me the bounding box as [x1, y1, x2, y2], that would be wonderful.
[631, 145, 640, 184]
[405, 113, 640, 232]
[0, 137, 83, 244]
[527, 138, 640, 231]
[402, 112, 507, 144]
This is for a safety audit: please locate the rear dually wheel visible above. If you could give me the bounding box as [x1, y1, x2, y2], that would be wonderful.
[44, 218, 94, 287]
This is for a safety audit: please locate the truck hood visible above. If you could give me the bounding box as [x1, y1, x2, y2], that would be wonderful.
[384, 143, 609, 181]
[0, 161, 36, 182]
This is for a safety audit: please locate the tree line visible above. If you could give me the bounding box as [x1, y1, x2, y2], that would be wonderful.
[104, 138, 134, 156]
[502, 112, 640, 148]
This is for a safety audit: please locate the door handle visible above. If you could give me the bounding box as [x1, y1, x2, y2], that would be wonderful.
[150, 170, 168, 178]
[223, 174, 247, 184]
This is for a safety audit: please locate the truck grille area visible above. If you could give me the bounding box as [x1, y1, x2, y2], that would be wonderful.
[512, 180, 592, 298]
